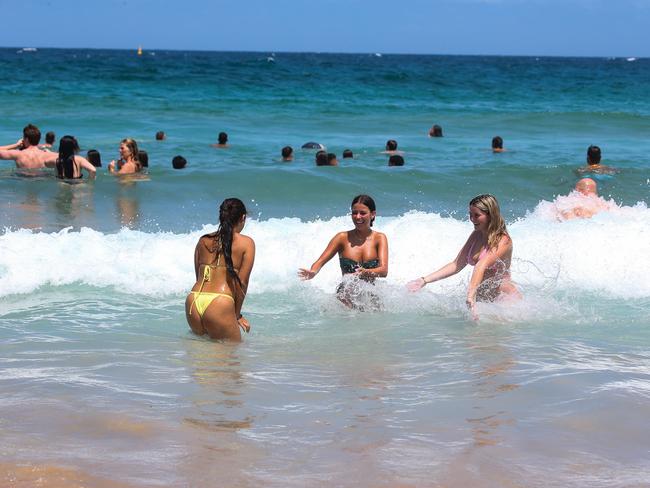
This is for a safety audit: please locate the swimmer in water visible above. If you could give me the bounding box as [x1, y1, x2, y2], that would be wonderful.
[492, 136, 505, 153]
[576, 145, 618, 175]
[185, 198, 255, 341]
[43, 135, 96, 180]
[557, 178, 613, 220]
[408, 194, 520, 320]
[108, 138, 142, 175]
[211, 132, 229, 148]
[0, 124, 57, 170]
[298, 195, 388, 308]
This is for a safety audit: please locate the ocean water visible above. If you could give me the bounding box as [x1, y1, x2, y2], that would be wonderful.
[1, 48, 650, 487]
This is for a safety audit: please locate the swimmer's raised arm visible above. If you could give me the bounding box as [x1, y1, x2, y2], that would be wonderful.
[407, 232, 475, 292]
[298, 232, 344, 280]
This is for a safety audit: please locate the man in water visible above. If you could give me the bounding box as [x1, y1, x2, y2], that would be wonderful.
[0, 124, 56, 169]
[577, 145, 617, 175]
[558, 178, 612, 220]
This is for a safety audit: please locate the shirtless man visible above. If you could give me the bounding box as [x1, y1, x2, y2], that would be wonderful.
[559, 178, 612, 220]
[576, 145, 617, 175]
[0, 124, 56, 169]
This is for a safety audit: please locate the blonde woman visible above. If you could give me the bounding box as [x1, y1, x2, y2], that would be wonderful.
[407, 194, 520, 318]
[109, 138, 141, 174]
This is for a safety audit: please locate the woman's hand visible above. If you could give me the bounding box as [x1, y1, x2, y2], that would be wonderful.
[466, 297, 478, 321]
[298, 268, 316, 280]
[238, 316, 251, 333]
[407, 277, 426, 292]
[108, 160, 116, 172]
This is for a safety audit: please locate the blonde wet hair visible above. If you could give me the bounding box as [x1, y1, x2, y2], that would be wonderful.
[469, 194, 508, 250]
[121, 138, 140, 168]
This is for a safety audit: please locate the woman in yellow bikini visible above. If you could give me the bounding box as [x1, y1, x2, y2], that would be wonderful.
[185, 198, 255, 341]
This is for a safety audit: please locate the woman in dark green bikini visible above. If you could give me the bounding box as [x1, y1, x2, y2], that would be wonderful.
[298, 195, 388, 307]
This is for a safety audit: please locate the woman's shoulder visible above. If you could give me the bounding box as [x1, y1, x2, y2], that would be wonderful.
[234, 233, 255, 249]
[372, 230, 388, 241]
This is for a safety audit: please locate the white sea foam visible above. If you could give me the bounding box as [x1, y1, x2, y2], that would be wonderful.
[1, 202, 649, 299]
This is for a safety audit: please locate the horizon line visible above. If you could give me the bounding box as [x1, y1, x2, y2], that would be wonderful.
[2, 46, 644, 60]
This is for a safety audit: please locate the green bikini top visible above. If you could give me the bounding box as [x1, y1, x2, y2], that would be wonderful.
[339, 257, 379, 275]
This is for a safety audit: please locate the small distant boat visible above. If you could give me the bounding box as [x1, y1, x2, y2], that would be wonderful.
[137, 45, 143, 56]
[266, 56, 275, 63]
[627, 57, 637, 62]
[17, 47, 37, 53]
[374, 53, 382, 57]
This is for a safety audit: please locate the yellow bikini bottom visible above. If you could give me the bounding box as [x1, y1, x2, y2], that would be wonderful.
[189, 291, 234, 317]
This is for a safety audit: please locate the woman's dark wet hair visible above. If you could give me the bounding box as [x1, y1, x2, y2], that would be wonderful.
[206, 198, 247, 292]
[56, 135, 79, 179]
[172, 155, 187, 169]
[386, 139, 398, 151]
[587, 145, 601, 165]
[138, 150, 149, 168]
[492, 136, 503, 149]
[430, 125, 443, 137]
[351, 194, 376, 227]
[87, 149, 101, 167]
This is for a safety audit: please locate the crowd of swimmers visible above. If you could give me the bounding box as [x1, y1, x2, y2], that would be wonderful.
[1, 123, 621, 341]
[1, 123, 618, 178]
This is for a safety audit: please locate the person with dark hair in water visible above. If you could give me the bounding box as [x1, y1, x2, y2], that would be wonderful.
[44, 135, 96, 180]
[155, 131, 166, 141]
[0, 123, 56, 169]
[281, 146, 293, 161]
[211, 132, 229, 148]
[327, 153, 338, 166]
[577, 145, 617, 175]
[408, 194, 519, 320]
[299, 195, 388, 308]
[492, 136, 504, 153]
[388, 154, 404, 166]
[87, 149, 101, 168]
[172, 155, 187, 169]
[384, 139, 399, 154]
[315, 150, 330, 166]
[138, 150, 149, 168]
[342, 149, 353, 159]
[186, 198, 256, 341]
[428, 125, 443, 137]
[41, 131, 56, 148]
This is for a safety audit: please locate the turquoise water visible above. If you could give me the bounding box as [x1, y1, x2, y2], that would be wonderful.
[1, 48, 649, 487]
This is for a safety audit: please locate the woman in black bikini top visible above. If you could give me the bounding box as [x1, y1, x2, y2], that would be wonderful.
[298, 194, 388, 307]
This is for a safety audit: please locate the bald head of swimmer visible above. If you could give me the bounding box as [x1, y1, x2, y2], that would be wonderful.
[575, 178, 598, 196]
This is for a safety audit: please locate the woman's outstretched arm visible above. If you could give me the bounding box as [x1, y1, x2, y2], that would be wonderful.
[298, 232, 343, 280]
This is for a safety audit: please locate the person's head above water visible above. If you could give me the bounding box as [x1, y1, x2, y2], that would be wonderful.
[281, 146, 293, 160]
[87, 149, 101, 167]
[429, 125, 443, 137]
[492, 136, 503, 151]
[217, 197, 247, 289]
[342, 149, 353, 159]
[218, 132, 228, 145]
[327, 153, 338, 166]
[351, 194, 376, 227]
[315, 150, 329, 166]
[56, 135, 80, 179]
[22, 124, 41, 147]
[155, 131, 166, 141]
[385, 139, 398, 151]
[575, 177, 598, 196]
[172, 155, 187, 169]
[138, 150, 149, 168]
[120, 138, 139, 161]
[468, 194, 507, 249]
[587, 145, 601, 165]
[45, 131, 55, 145]
[388, 154, 404, 166]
